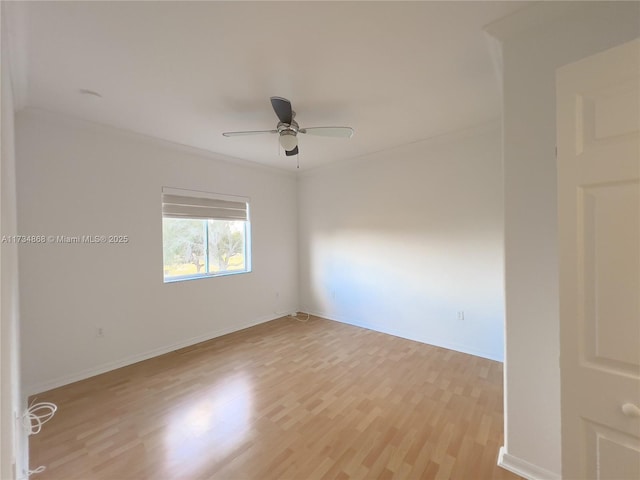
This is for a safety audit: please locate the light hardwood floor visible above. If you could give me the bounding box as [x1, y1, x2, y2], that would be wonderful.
[29, 315, 521, 480]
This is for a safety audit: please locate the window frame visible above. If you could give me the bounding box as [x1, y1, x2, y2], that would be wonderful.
[161, 187, 252, 283]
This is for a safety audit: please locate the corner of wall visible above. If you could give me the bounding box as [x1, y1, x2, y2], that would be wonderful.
[1, 3, 28, 478]
[498, 446, 562, 480]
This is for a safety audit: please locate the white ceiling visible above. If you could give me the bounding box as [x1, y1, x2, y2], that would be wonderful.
[6, 1, 529, 171]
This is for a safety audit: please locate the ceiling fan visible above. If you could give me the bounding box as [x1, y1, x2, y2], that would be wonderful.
[222, 97, 354, 157]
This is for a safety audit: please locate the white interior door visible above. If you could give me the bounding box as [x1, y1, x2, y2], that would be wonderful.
[557, 39, 640, 479]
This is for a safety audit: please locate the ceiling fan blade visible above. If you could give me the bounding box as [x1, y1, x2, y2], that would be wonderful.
[299, 127, 354, 138]
[270, 96, 293, 124]
[285, 146, 299, 157]
[222, 129, 277, 137]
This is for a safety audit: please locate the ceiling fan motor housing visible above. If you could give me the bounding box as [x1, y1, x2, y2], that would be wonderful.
[277, 117, 299, 134]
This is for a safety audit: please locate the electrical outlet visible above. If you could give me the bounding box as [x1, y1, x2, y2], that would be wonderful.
[457, 311, 465, 321]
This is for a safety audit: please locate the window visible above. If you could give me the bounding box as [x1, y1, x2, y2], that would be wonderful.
[162, 187, 251, 282]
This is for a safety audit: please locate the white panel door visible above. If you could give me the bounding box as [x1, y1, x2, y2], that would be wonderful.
[558, 39, 640, 480]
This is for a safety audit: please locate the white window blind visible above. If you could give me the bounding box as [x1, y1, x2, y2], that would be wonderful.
[161, 187, 249, 221]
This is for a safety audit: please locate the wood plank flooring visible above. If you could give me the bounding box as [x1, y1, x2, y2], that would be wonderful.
[29, 315, 521, 479]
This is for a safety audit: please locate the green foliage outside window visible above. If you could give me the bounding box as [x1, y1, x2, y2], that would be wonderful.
[163, 218, 248, 280]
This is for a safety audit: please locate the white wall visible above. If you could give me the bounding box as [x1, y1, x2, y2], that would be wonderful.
[16, 109, 298, 394]
[486, 2, 640, 478]
[1, 5, 27, 478]
[298, 122, 504, 361]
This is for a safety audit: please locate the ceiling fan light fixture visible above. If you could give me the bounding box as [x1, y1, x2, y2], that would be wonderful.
[279, 131, 298, 151]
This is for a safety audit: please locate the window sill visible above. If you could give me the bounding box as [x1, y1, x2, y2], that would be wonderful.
[163, 269, 251, 283]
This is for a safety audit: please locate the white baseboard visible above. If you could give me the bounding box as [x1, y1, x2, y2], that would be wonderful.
[305, 309, 503, 362]
[25, 313, 284, 396]
[498, 446, 561, 480]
